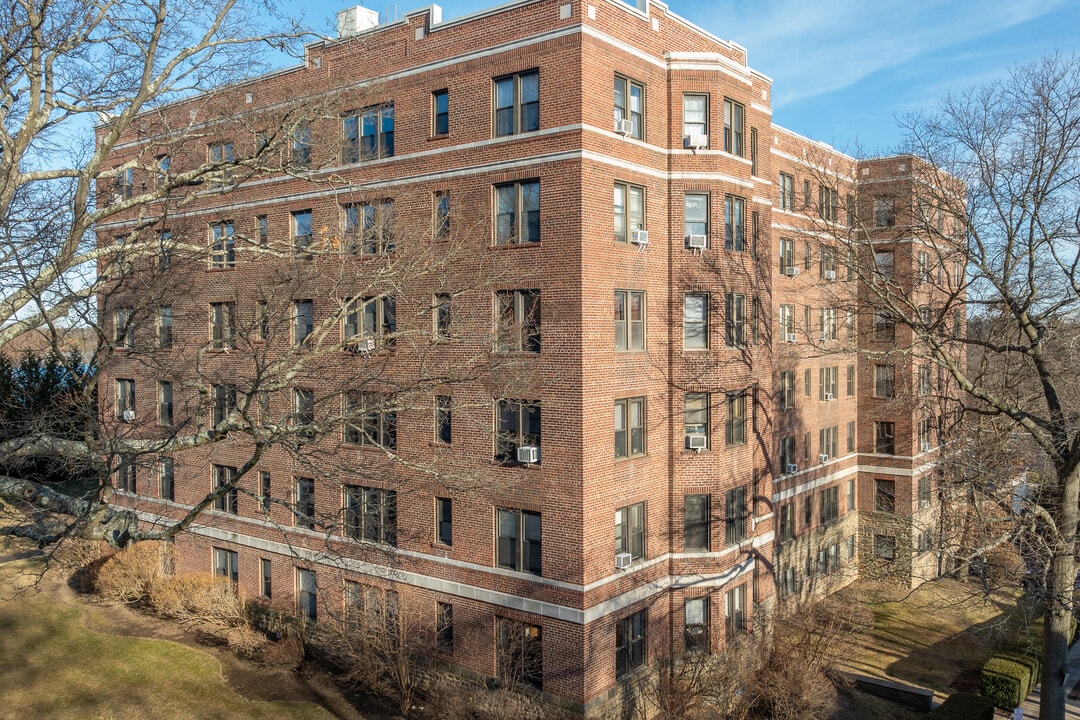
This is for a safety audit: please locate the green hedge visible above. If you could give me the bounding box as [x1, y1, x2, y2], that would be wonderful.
[928, 693, 995, 720]
[982, 656, 1033, 710]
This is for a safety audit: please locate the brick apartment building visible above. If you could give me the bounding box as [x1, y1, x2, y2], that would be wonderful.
[97, 0, 962, 713]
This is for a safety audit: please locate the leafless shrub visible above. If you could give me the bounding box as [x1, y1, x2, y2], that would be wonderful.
[146, 573, 247, 631]
[93, 542, 164, 603]
[226, 625, 269, 660]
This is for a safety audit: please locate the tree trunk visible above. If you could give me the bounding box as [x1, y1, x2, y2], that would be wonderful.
[1040, 463, 1080, 720]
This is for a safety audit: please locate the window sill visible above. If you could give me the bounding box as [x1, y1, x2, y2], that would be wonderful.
[206, 266, 236, 272]
[429, 133, 449, 141]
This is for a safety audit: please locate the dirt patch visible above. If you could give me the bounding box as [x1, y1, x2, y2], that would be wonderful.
[31, 569, 375, 720]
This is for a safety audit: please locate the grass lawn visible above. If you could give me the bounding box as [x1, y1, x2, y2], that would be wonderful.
[0, 547, 335, 720]
[832, 578, 1032, 695]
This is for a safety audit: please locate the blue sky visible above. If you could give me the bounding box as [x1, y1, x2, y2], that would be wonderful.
[294, 0, 1080, 155]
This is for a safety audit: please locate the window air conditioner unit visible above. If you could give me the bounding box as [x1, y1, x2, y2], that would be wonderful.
[921, 441, 932, 452]
[615, 552, 633, 571]
[824, 393, 834, 401]
[684, 134, 708, 150]
[687, 434, 708, 451]
[615, 118, 634, 136]
[517, 445, 540, 464]
[348, 337, 376, 354]
[631, 229, 649, 246]
[786, 333, 798, 343]
[824, 270, 837, 281]
[110, 193, 123, 206]
[687, 234, 707, 249]
[819, 454, 830, 464]
[785, 463, 798, 475]
[785, 266, 800, 277]
[122, 410, 135, 423]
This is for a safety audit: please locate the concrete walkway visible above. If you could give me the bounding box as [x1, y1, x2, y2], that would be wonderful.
[1014, 641, 1080, 719]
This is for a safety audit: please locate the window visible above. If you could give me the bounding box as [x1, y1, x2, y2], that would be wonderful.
[778, 435, 795, 471]
[259, 471, 271, 513]
[804, 368, 812, 398]
[874, 535, 896, 560]
[874, 196, 895, 227]
[778, 371, 795, 410]
[725, 585, 746, 637]
[684, 193, 708, 246]
[819, 307, 837, 341]
[294, 477, 315, 529]
[433, 191, 450, 239]
[820, 486, 839, 525]
[213, 464, 238, 514]
[297, 568, 317, 620]
[116, 378, 135, 420]
[436, 602, 454, 650]
[918, 365, 932, 396]
[615, 502, 645, 560]
[804, 241, 812, 271]
[723, 98, 744, 155]
[495, 399, 541, 463]
[436, 497, 453, 545]
[873, 309, 895, 341]
[159, 457, 174, 501]
[432, 89, 449, 135]
[724, 293, 745, 347]
[779, 173, 794, 211]
[343, 200, 394, 255]
[155, 155, 170, 186]
[684, 294, 708, 349]
[616, 610, 646, 679]
[819, 367, 838, 400]
[917, 251, 931, 283]
[113, 308, 134, 349]
[804, 430, 811, 461]
[819, 185, 838, 222]
[208, 302, 235, 350]
[682, 93, 707, 141]
[725, 487, 747, 544]
[725, 391, 746, 446]
[750, 127, 758, 175]
[751, 297, 761, 346]
[158, 230, 172, 271]
[157, 306, 172, 349]
[684, 392, 709, 445]
[615, 76, 644, 139]
[820, 246, 838, 279]
[614, 182, 645, 244]
[343, 105, 394, 162]
[255, 215, 268, 246]
[113, 166, 134, 201]
[260, 558, 272, 599]
[683, 494, 710, 551]
[495, 289, 540, 352]
[751, 211, 760, 258]
[724, 196, 745, 251]
[435, 395, 452, 444]
[208, 141, 235, 184]
[256, 302, 269, 342]
[803, 179, 812, 207]
[292, 388, 315, 440]
[433, 293, 452, 338]
[112, 453, 137, 492]
[873, 249, 894, 280]
[496, 617, 543, 689]
[208, 221, 237, 270]
[344, 392, 396, 449]
[874, 365, 895, 398]
[778, 504, 795, 542]
[874, 479, 896, 513]
[614, 290, 646, 351]
[291, 209, 312, 256]
[494, 70, 539, 136]
[158, 381, 173, 426]
[211, 384, 235, 427]
[874, 422, 896, 455]
[344, 295, 396, 351]
[778, 304, 794, 339]
[614, 397, 646, 459]
[685, 597, 709, 653]
[290, 299, 314, 346]
[779, 238, 794, 274]
[846, 365, 855, 397]
[496, 508, 541, 575]
[495, 180, 540, 245]
[213, 547, 239, 583]
[918, 417, 935, 451]
[919, 476, 932, 509]
[847, 421, 855, 453]
[291, 122, 311, 169]
[343, 485, 397, 545]
[819, 425, 838, 460]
